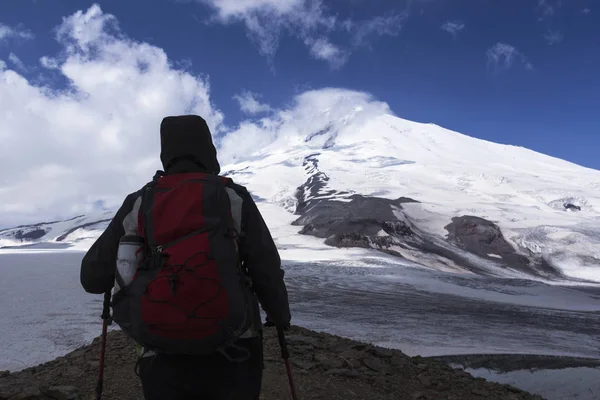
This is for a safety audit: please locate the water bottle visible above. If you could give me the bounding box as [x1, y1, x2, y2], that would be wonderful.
[114, 235, 145, 294]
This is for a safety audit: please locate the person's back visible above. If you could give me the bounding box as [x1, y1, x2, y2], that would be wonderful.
[80, 115, 291, 400]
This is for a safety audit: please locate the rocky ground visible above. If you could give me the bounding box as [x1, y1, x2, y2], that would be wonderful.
[0, 325, 545, 400]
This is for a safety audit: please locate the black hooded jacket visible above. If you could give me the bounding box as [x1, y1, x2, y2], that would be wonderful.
[80, 115, 291, 328]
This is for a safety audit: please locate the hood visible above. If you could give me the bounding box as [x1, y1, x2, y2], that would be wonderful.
[159, 115, 221, 174]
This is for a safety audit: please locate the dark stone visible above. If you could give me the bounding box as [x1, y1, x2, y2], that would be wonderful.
[363, 358, 391, 374]
[416, 363, 429, 371]
[471, 387, 490, 397]
[346, 358, 362, 369]
[12, 387, 43, 400]
[325, 368, 360, 378]
[14, 228, 47, 241]
[314, 354, 345, 370]
[42, 385, 80, 400]
[286, 335, 319, 347]
[85, 361, 99, 371]
[291, 360, 317, 370]
[417, 375, 432, 387]
[442, 215, 560, 276]
[444, 216, 521, 259]
[370, 347, 394, 358]
[390, 356, 409, 368]
[382, 221, 413, 236]
[564, 203, 581, 211]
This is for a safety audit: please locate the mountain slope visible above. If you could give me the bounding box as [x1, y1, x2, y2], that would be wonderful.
[2, 111, 600, 283]
[222, 113, 600, 283]
[0, 211, 113, 251]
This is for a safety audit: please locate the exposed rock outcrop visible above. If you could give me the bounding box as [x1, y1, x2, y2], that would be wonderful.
[564, 203, 581, 211]
[0, 326, 544, 400]
[291, 153, 565, 280]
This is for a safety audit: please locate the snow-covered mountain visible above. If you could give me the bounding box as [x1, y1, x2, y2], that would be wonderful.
[2, 110, 600, 284]
[0, 211, 114, 251]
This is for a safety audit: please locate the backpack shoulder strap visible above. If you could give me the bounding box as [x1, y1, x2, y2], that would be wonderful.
[139, 172, 164, 249]
[218, 176, 243, 238]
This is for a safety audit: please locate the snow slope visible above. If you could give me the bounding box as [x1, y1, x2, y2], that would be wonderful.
[0, 211, 113, 251]
[2, 106, 600, 283]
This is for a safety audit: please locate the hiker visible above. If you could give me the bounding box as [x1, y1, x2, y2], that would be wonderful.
[80, 115, 291, 400]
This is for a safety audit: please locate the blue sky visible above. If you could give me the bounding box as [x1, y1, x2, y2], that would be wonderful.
[0, 0, 598, 225]
[1, 0, 598, 168]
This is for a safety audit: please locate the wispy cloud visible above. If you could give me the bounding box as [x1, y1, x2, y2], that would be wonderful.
[351, 13, 408, 47]
[196, 0, 336, 62]
[306, 37, 350, 69]
[8, 53, 27, 72]
[441, 21, 465, 39]
[537, 0, 562, 22]
[536, 0, 565, 44]
[582, 8, 591, 15]
[233, 91, 273, 114]
[194, 0, 409, 69]
[544, 30, 563, 45]
[486, 43, 533, 72]
[0, 22, 34, 42]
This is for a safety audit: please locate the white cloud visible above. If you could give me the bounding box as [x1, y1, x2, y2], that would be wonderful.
[441, 21, 465, 39]
[537, 0, 562, 21]
[0, 4, 396, 227]
[0, 22, 33, 42]
[233, 90, 273, 114]
[306, 37, 349, 69]
[199, 0, 305, 19]
[582, 8, 591, 15]
[486, 43, 533, 72]
[8, 53, 27, 72]
[0, 4, 224, 226]
[544, 30, 563, 45]
[351, 13, 408, 47]
[198, 0, 335, 61]
[217, 88, 392, 164]
[195, 0, 408, 68]
[536, 0, 564, 44]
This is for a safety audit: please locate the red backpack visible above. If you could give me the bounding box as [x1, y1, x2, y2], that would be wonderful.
[111, 172, 253, 357]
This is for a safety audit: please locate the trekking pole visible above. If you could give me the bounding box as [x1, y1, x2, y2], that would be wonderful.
[95, 291, 112, 400]
[277, 327, 299, 400]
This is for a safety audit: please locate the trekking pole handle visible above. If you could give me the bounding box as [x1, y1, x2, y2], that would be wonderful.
[277, 327, 290, 360]
[101, 291, 111, 321]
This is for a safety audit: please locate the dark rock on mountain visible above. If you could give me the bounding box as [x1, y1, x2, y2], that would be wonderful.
[0, 216, 112, 247]
[0, 216, 83, 234]
[564, 203, 581, 211]
[444, 216, 530, 266]
[55, 220, 111, 242]
[305, 125, 337, 149]
[14, 228, 48, 241]
[292, 194, 417, 256]
[444, 216, 564, 277]
[295, 153, 330, 214]
[291, 153, 565, 280]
